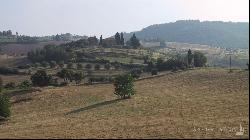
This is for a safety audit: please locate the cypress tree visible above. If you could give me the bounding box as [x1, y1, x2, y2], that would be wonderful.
[115, 32, 121, 45]
[120, 32, 124, 46]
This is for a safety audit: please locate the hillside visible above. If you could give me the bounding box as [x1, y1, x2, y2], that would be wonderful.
[0, 68, 248, 139]
[0, 41, 68, 56]
[124, 20, 249, 49]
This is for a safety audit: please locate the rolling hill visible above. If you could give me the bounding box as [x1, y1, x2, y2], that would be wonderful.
[0, 68, 248, 138]
[124, 20, 249, 49]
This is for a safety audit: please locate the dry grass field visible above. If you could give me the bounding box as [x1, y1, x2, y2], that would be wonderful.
[0, 68, 248, 139]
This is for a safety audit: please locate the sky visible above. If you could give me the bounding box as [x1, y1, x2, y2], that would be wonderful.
[0, 0, 249, 37]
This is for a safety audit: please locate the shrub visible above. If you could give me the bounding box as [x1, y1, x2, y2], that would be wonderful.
[114, 74, 135, 99]
[4, 82, 15, 89]
[18, 80, 32, 89]
[0, 94, 10, 119]
[31, 70, 52, 87]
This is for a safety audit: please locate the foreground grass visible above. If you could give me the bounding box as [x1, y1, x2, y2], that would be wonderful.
[0, 68, 248, 138]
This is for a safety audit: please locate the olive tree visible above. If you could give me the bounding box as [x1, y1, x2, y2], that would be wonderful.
[114, 74, 135, 99]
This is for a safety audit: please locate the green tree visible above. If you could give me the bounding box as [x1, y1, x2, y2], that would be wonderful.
[0, 94, 11, 119]
[31, 70, 52, 87]
[99, 35, 103, 45]
[193, 51, 207, 67]
[129, 33, 140, 49]
[114, 74, 135, 99]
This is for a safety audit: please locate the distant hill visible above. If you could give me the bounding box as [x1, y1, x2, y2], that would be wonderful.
[124, 20, 249, 49]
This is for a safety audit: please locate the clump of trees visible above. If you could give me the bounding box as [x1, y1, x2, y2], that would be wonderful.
[145, 50, 207, 72]
[18, 80, 32, 89]
[193, 51, 207, 67]
[57, 69, 84, 84]
[0, 67, 19, 75]
[27, 45, 71, 63]
[0, 30, 12, 36]
[115, 32, 125, 46]
[31, 70, 52, 87]
[114, 74, 135, 99]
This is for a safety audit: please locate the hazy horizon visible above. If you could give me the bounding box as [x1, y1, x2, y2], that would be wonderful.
[1, 0, 249, 37]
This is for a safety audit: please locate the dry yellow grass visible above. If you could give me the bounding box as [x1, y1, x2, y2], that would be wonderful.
[0, 68, 248, 139]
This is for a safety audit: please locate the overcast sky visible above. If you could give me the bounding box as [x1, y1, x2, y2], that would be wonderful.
[0, 0, 249, 37]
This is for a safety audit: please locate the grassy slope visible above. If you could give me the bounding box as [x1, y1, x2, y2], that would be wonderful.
[0, 68, 248, 138]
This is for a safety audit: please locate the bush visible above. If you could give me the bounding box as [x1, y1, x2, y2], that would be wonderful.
[151, 69, 158, 75]
[156, 58, 187, 71]
[18, 80, 32, 89]
[31, 70, 52, 87]
[4, 82, 15, 89]
[0, 94, 11, 119]
[114, 74, 135, 99]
